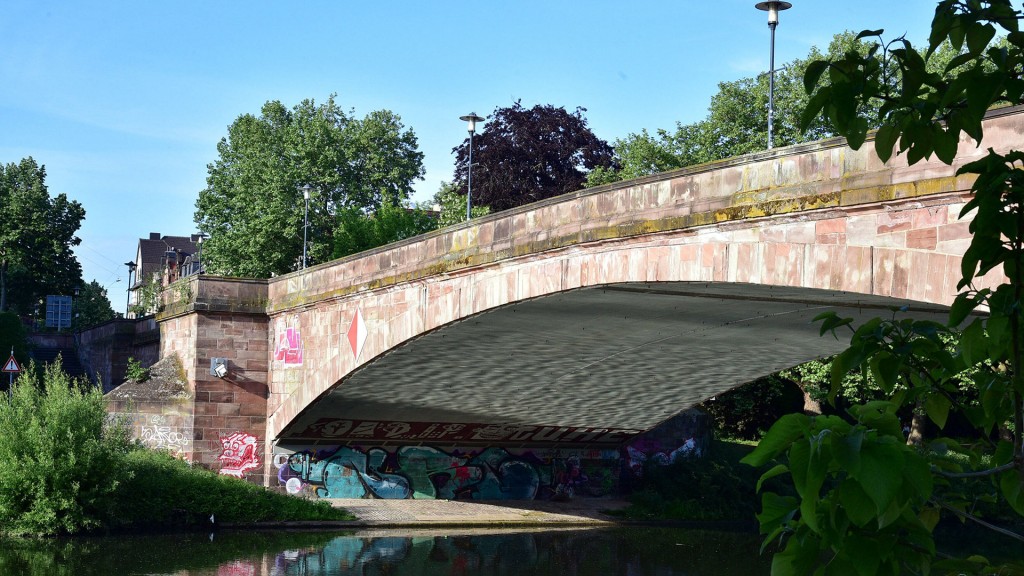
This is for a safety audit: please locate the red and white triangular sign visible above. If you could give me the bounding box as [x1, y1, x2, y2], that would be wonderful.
[2, 355, 21, 373]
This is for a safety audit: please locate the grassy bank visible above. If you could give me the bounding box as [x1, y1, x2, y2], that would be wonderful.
[0, 361, 352, 537]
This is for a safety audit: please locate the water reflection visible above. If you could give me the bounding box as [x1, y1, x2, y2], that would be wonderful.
[0, 527, 770, 575]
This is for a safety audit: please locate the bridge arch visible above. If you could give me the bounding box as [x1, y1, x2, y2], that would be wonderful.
[265, 106, 1017, 443]
[149, 107, 1022, 489]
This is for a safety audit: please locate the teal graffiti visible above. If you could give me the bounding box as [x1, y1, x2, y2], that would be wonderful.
[282, 445, 613, 500]
[292, 447, 410, 499]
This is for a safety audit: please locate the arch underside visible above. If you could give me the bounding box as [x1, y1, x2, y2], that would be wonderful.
[279, 281, 950, 446]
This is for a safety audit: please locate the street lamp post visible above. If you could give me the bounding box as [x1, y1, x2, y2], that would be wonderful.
[459, 113, 485, 221]
[195, 233, 208, 275]
[755, 1, 792, 149]
[124, 261, 137, 317]
[301, 184, 312, 269]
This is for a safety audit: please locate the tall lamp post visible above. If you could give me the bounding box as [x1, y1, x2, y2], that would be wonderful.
[301, 184, 312, 269]
[755, 1, 792, 149]
[124, 261, 137, 317]
[459, 112, 485, 221]
[194, 233, 208, 275]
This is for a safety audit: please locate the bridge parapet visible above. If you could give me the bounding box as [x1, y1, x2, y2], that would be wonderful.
[267, 106, 1024, 316]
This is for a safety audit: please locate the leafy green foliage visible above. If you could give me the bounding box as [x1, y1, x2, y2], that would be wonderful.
[72, 280, 116, 330]
[452, 101, 614, 212]
[195, 96, 424, 277]
[124, 357, 148, 383]
[433, 181, 491, 227]
[0, 312, 30, 377]
[0, 158, 85, 315]
[745, 2, 1024, 573]
[110, 449, 351, 529]
[129, 270, 161, 318]
[0, 359, 132, 536]
[332, 201, 437, 259]
[0, 360, 350, 537]
[697, 376, 805, 440]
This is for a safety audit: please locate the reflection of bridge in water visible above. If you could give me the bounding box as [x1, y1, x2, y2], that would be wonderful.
[117, 107, 1022, 498]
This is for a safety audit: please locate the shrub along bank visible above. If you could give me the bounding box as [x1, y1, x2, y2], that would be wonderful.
[0, 360, 351, 537]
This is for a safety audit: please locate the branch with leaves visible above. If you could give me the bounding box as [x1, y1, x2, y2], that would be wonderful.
[744, 1, 1024, 574]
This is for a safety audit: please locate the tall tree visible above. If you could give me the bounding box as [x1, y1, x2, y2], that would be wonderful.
[73, 280, 116, 330]
[194, 96, 424, 278]
[332, 202, 437, 259]
[432, 181, 490, 227]
[744, 2, 1024, 573]
[0, 158, 84, 314]
[452, 102, 614, 212]
[0, 311, 30, 378]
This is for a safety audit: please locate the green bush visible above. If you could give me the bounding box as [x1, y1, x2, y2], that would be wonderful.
[124, 357, 148, 383]
[697, 376, 805, 440]
[0, 360, 132, 536]
[111, 449, 351, 528]
[0, 361, 351, 537]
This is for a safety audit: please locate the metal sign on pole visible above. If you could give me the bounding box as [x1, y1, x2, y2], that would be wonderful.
[2, 348, 20, 390]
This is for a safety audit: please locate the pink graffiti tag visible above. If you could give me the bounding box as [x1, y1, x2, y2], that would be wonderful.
[218, 432, 261, 478]
[274, 327, 303, 365]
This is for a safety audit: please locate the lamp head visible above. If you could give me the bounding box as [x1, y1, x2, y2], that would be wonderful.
[459, 112, 485, 133]
[755, 1, 791, 24]
[301, 183, 312, 200]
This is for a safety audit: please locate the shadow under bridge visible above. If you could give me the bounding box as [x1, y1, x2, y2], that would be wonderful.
[277, 281, 951, 447]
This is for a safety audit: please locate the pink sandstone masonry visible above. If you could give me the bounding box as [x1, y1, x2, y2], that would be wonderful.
[141, 106, 1024, 486]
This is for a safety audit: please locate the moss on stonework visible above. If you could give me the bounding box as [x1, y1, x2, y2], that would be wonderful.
[263, 178, 964, 314]
[107, 354, 190, 400]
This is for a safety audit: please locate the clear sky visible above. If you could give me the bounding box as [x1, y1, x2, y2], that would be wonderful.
[2, 1, 939, 311]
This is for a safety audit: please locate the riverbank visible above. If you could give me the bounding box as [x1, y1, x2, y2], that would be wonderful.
[220, 497, 632, 529]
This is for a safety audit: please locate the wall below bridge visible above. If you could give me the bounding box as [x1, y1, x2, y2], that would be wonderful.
[273, 410, 709, 500]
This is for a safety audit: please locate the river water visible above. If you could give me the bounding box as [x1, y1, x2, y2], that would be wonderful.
[0, 526, 771, 575]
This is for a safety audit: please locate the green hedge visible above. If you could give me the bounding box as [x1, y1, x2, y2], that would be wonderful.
[0, 361, 350, 537]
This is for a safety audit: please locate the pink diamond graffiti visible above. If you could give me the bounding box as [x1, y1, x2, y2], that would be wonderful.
[347, 308, 367, 359]
[218, 432, 260, 478]
[274, 316, 303, 365]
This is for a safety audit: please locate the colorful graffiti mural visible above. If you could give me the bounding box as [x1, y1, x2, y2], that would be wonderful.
[273, 315, 302, 365]
[624, 409, 709, 478]
[275, 411, 709, 499]
[219, 432, 261, 478]
[275, 445, 620, 500]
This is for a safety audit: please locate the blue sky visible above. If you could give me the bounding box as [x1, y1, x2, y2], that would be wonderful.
[2, 1, 938, 308]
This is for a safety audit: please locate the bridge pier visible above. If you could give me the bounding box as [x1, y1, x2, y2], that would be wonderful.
[153, 276, 272, 484]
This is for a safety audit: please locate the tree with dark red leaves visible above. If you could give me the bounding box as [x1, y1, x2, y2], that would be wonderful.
[452, 102, 614, 213]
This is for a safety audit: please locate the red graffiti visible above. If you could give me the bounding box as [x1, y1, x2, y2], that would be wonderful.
[274, 325, 302, 365]
[219, 432, 261, 478]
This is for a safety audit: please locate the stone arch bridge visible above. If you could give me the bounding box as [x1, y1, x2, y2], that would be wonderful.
[119, 107, 1021, 498]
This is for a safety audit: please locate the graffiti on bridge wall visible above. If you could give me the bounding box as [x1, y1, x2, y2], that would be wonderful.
[117, 413, 193, 457]
[273, 315, 302, 366]
[297, 417, 642, 444]
[624, 408, 709, 478]
[219, 432, 260, 478]
[274, 445, 620, 500]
